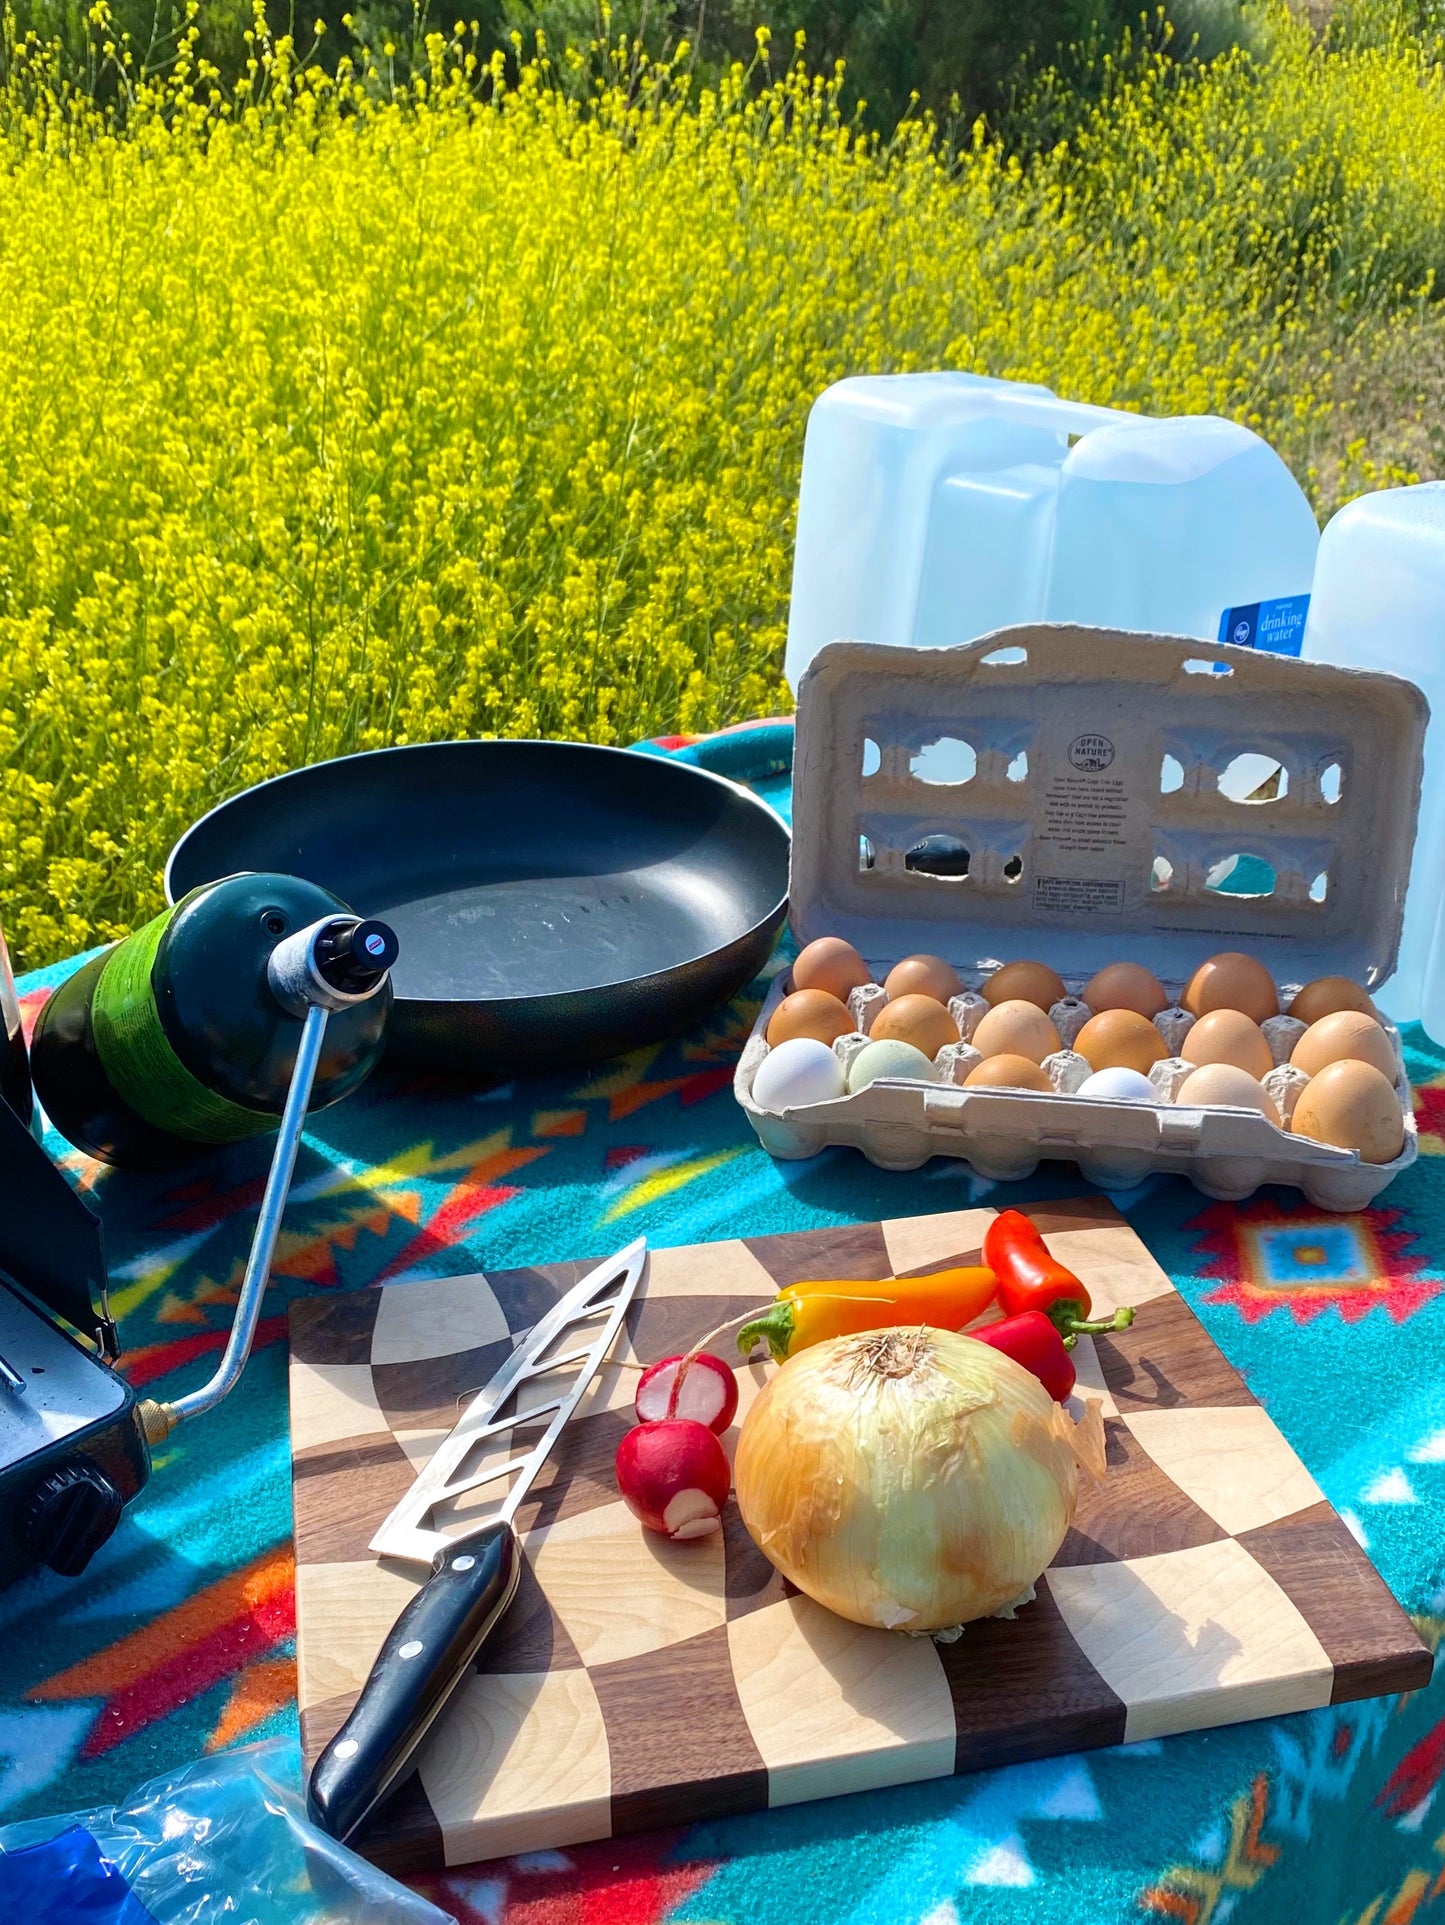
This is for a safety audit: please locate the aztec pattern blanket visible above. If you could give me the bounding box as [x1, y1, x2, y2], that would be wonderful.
[1, 719, 1442, 1925]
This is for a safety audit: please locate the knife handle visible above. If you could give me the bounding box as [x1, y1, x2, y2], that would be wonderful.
[307, 1519, 520, 1841]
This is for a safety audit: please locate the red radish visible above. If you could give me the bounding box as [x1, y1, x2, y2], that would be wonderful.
[615, 1420, 731, 1540]
[634, 1351, 738, 1433]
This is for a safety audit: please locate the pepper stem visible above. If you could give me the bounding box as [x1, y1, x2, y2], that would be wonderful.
[1059, 1305, 1136, 1338]
[737, 1301, 796, 1363]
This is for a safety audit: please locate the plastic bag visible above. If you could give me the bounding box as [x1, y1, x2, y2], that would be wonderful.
[0, 1738, 455, 1925]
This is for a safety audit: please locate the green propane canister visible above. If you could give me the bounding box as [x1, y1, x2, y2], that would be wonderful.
[30, 873, 394, 1169]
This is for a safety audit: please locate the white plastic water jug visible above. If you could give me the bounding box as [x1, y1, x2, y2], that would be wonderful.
[785, 372, 1321, 693]
[1302, 483, 1445, 1031]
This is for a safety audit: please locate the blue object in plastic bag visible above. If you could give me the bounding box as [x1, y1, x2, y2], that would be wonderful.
[0, 1739, 454, 1925]
[0, 1825, 159, 1923]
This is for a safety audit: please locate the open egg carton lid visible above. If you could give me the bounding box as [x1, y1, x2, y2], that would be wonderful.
[737, 625, 1429, 1210]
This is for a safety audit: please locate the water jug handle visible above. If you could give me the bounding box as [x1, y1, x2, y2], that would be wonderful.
[972, 387, 1130, 440]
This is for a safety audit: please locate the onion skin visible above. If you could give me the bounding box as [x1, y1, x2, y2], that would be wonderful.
[734, 1327, 1095, 1633]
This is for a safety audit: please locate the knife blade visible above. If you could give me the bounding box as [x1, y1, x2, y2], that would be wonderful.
[306, 1236, 648, 1840]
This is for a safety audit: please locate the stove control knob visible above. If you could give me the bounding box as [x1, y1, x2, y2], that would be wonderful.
[22, 1459, 124, 1577]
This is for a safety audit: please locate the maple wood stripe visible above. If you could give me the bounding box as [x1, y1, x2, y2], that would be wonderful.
[938, 1582, 1128, 1771]
[1236, 1503, 1434, 1701]
[371, 1338, 513, 1435]
[1093, 1292, 1256, 1411]
[292, 1434, 419, 1565]
[289, 1291, 381, 1366]
[743, 1222, 892, 1289]
[1055, 1420, 1227, 1566]
[592, 1622, 768, 1834]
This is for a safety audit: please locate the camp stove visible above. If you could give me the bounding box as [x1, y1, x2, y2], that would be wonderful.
[0, 912, 397, 1586]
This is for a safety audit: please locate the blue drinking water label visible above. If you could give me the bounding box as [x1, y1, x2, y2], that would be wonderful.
[1218, 593, 1311, 656]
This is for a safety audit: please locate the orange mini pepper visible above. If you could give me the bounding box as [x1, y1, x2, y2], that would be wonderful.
[737, 1265, 998, 1363]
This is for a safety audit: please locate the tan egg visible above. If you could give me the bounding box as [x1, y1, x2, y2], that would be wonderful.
[981, 960, 1067, 1012]
[965, 1053, 1052, 1092]
[1082, 961, 1168, 1019]
[1291, 1010, 1397, 1081]
[1290, 1059, 1405, 1164]
[884, 953, 963, 1004]
[972, 999, 1061, 1065]
[766, 988, 853, 1050]
[1181, 1008, 1273, 1080]
[871, 993, 960, 1057]
[1182, 952, 1279, 1023]
[1074, 1008, 1167, 1075]
[1176, 1063, 1280, 1124]
[791, 936, 872, 1001]
[1287, 976, 1380, 1026]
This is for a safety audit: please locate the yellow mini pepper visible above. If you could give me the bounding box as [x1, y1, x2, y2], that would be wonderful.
[737, 1266, 998, 1363]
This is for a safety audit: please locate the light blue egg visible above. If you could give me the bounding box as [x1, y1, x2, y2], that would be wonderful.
[846, 1038, 940, 1094]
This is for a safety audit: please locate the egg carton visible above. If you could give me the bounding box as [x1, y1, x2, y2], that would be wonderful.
[735, 626, 1427, 1211]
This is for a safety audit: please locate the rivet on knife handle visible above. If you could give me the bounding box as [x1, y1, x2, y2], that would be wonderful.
[307, 1520, 519, 1842]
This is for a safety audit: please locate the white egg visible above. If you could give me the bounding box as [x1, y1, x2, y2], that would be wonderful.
[752, 1036, 847, 1111]
[1077, 1066, 1160, 1105]
[846, 1038, 941, 1094]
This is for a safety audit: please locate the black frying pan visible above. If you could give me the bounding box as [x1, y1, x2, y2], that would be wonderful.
[166, 741, 790, 1072]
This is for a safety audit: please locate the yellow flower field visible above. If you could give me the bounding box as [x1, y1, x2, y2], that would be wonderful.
[1, 3, 1443, 967]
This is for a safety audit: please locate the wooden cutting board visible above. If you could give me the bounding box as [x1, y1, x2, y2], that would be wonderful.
[287, 1198, 1430, 1873]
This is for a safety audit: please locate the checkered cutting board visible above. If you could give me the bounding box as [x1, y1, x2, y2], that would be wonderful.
[287, 1199, 1431, 1873]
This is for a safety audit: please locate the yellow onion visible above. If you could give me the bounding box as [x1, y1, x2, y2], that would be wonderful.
[734, 1326, 1104, 1632]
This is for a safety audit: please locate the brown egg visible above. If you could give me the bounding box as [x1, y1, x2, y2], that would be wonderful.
[1291, 1059, 1405, 1164]
[792, 936, 873, 1001]
[766, 989, 853, 1050]
[1288, 976, 1380, 1026]
[1074, 1008, 1167, 1075]
[982, 960, 1067, 1012]
[1082, 961, 1168, 1019]
[1291, 1010, 1397, 1081]
[972, 999, 1061, 1065]
[1181, 1008, 1273, 1080]
[965, 1054, 1052, 1092]
[871, 993, 960, 1057]
[884, 954, 963, 1005]
[1182, 952, 1279, 1023]
[1176, 1062, 1280, 1124]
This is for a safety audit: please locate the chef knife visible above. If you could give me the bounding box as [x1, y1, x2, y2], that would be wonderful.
[307, 1235, 648, 1841]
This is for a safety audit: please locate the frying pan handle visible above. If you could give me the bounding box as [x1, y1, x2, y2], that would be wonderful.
[307, 1520, 520, 1842]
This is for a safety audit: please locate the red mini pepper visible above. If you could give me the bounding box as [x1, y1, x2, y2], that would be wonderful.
[970, 1312, 1079, 1401]
[983, 1208, 1135, 1336]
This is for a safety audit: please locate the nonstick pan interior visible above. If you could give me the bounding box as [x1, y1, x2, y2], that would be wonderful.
[166, 741, 790, 1070]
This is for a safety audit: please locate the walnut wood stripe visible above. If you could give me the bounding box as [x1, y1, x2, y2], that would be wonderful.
[289, 1290, 381, 1365]
[300, 1687, 357, 1766]
[722, 1504, 792, 1621]
[481, 1257, 598, 1337]
[1055, 1419, 1227, 1567]
[591, 1623, 768, 1833]
[485, 1544, 584, 1674]
[292, 1433, 419, 1565]
[1093, 1293, 1255, 1411]
[511, 1407, 636, 1533]
[371, 1339, 513, 1436]
[626, 1294, 760, 1380]
[355, 1770, 448, 1879]
[1237, 1503, 1434, 1702]
[743, 1222, 893, 1288]
[938, 1582, 1127, 1771]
